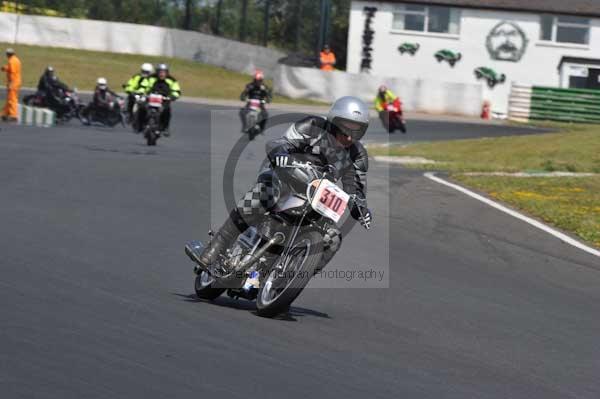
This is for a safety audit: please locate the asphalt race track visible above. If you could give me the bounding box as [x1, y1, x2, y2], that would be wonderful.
[1, 102, 598, 399]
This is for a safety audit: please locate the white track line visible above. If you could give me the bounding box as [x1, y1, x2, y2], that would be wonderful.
[424, 172, 600, 259]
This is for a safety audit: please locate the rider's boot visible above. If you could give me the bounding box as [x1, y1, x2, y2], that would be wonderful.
[196, 209, 248, 274]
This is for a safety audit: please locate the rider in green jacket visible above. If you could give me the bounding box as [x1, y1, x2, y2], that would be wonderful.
[124, 63, 153, 123]
[144, 63, 181, 136]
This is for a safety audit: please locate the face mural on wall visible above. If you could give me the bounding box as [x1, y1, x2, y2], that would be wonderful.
[486, 21, 529, 62]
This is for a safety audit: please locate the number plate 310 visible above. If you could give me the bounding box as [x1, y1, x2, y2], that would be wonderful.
[310, 180, 350, 223]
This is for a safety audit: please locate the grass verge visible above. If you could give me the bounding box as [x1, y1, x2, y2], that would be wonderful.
[1, 42, 325, 106]
[370, 123, 600, 248]
[369, 123, 600, 173]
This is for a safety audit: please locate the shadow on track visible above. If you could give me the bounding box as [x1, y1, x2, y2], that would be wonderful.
[172, 293, 331, 321]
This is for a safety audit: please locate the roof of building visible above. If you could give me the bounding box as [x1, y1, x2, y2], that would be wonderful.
[388, 0, 600, 18]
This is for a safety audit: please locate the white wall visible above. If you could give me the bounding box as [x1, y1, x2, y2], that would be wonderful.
[275, 65, 483, 116]
[347, 1, 600, 114]
[0, 12, 285, 76]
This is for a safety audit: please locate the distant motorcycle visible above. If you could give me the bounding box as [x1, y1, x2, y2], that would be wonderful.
[242, 99, 266, 140]
[141, 93, 169, 146]
[379, 99, 406, 133]
[23, 88, 84, 122]
[22, 91, 46, 107]
[80, 96, 126, 127]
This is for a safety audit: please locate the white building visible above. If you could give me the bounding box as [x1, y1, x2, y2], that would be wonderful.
[346, 0, 600, 114]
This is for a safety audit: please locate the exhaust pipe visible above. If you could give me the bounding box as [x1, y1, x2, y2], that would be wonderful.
[235, 232, 285, 272]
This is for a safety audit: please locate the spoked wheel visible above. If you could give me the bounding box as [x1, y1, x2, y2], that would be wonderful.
[194, 271, 226, 300]
[256, 231, 323, 318]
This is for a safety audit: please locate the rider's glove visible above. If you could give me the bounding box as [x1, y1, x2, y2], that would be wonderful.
[271, 153, 293, 168]
[323, 164, 337, 177]
[350, 197, 372, 230]
[359, 208, 372, 230]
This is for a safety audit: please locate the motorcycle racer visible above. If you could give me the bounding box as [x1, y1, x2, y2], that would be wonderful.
[124, 63, 153, 122]
[374, 85, 400, 113]
[197, 96, 373, 275]
[375, 85, 406, 133]
[239, 70, 271, 132]
[81, 77, 120, 123]
[145, 63, 181, 136]
[36, 66, 72, 118]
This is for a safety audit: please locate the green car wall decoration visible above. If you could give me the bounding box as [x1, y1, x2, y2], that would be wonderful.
[434, 49, 462, 67]
[474, 67, 506, 88]
[398, 43, 420, 55]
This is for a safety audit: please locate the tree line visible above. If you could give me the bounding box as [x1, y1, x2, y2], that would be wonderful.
[9, 0, 351, 69]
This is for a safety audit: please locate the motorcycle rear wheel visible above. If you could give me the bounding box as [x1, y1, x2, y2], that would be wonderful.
[256, 230, 323, 318]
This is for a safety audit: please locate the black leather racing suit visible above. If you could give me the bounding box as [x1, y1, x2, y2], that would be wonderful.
[205, 115, 369, 271]
[37, 73, 71, 116]
[239, 81, 272, 131]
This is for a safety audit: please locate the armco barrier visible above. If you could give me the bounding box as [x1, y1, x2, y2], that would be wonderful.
[507, 84, 532, 123]
[275, 65, 483, 117]
[0, 12, 285, 76]
[509, 83, 600, 123]
[18, 104, 56, 127]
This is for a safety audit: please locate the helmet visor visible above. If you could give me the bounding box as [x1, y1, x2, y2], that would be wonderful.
[333, 117, 368, 141]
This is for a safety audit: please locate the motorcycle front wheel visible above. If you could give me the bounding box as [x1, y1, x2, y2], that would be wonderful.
[195, 271, 226, 300]
[146, 130, 158, 146]
[256, 230, 323, 318]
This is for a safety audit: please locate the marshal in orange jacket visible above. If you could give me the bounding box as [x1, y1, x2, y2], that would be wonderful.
[2, 50, 22, 119]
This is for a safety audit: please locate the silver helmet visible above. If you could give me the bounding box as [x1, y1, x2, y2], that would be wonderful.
[327, 96, 370, 141]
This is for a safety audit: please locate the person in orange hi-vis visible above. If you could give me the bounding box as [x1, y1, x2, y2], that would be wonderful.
[2, 48, 22, 122]
[319, 44, 336, 71]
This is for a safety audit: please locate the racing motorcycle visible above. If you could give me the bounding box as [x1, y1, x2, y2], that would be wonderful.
[379, 99, 407, 134]
[242, 98, 266, 140]
[23, 88, 84, 123]
[140, 93, 169, 146]
[80, 96, 126, 127]
[185, 160, 366, 318]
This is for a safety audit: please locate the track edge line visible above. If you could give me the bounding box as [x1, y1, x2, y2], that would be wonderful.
[424, 172, 600, 259]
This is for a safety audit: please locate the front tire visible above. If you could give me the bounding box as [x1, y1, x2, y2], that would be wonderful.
[256, 231, 323, 318]
[380, 112, 391, 132]
[146, 131, 158, 146]
[195, 271, 226, 300]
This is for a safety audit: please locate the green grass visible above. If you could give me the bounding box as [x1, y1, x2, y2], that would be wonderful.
[369, 124, 600, 173]
[2, 42, 325, 105]
[369, 123, 600, 248]
[455, 176, 600, 248]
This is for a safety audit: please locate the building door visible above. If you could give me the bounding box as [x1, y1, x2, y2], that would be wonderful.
[586, 68, 600, 90]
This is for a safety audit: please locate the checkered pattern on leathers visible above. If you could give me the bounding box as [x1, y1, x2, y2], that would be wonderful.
[237, 180, 280, 217]
[308, 134, 354, 180]
[316, 226, 343, 272]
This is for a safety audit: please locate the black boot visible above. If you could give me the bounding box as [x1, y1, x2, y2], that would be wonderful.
[197, 210, 248, 273]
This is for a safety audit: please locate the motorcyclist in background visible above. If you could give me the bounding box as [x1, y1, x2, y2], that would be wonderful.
[123, 63, 153, 123]
[81, 77, 120, 122]
[145, 63, 181, 136]
[239, 70, 271, 132]
[37, 66, 71, 117]
[375, 85, 406, 133]
[374, 85, 400, 114]
[196, 96, 373, 275]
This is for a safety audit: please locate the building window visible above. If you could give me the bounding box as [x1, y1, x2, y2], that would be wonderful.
[392, 4, 460, 35]
[540, 15, 590, 45]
